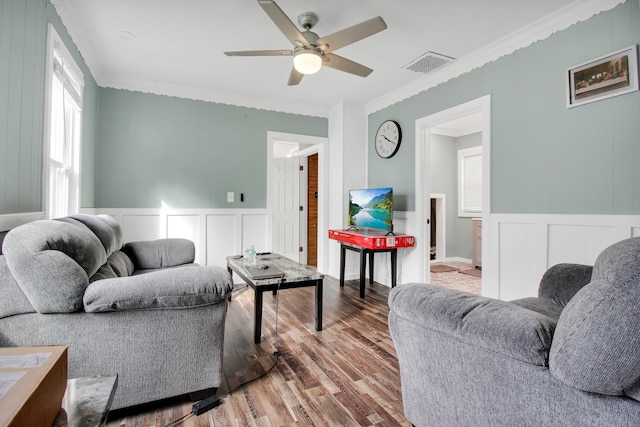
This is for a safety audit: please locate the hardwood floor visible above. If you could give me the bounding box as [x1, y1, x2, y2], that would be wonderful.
[106, 276, 411, 427]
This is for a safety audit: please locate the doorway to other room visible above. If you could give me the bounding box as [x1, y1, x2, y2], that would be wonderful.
[414, 96, 491, 295]
[267, 132, 327, 271]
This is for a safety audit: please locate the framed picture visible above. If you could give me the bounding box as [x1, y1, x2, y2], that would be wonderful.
[566, 45, 638, 108]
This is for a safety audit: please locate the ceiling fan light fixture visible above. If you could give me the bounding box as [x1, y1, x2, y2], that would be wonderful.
[293, 49, 322, 74]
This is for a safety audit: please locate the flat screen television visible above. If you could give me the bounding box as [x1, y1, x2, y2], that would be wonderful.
[348, 187, 393, 232]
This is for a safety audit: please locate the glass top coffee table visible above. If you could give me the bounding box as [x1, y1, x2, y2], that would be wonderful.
[227, 254, 324, 344]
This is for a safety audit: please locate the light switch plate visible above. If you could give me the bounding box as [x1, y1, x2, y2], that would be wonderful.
[227, 192, 234, 203]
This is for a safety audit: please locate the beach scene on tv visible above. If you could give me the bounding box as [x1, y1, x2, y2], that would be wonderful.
[348, 187, 393, 231]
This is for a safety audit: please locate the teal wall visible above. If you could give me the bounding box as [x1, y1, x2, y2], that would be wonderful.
[369, 0, 640, 214]
[431, 132, 482, 259]
[96, 89, 328, 208]
[0, 0, 98, 215]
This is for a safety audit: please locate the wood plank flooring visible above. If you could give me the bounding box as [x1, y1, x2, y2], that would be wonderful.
[106, 276, 412, 427]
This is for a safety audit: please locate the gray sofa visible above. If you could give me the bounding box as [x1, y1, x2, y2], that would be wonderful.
[389, 236, 640, 426]
[0, 214, 233, 410]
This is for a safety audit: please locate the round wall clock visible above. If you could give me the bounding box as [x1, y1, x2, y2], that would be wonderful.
[375, 120, 402, 158]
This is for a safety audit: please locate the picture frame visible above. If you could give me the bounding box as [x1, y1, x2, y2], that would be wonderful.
[566, 45, 638, 108]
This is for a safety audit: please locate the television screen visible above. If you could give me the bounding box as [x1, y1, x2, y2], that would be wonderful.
[348, 187, 393, 231]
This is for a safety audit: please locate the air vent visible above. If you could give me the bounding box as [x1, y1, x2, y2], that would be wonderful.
[403, 51, 455, 74]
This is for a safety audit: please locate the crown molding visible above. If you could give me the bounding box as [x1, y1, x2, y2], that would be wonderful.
[364, 0, 628, 115]
[51, 0, 627, 119]
[98, 76, 330, 118]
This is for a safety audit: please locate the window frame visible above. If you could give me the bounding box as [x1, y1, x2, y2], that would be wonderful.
[458, 146, 482, 217]
[43, 24, 84, 219]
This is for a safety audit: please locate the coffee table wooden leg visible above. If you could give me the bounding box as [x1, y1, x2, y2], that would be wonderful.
[254, 288, 263, 344]
[227, 266, 233, 301]
[315, 279, 323, 331]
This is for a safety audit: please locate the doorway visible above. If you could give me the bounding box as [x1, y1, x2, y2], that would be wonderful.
[267, 132, 328, 271]
[414, 96, 491, 292]
[430, 194, 446, 261]
[307, 153, 318, 266]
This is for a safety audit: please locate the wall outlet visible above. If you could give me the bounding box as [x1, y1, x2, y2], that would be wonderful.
[227, 192, 234, 203]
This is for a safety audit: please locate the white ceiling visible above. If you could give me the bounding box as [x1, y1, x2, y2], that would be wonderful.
[53, 0, 592, 117]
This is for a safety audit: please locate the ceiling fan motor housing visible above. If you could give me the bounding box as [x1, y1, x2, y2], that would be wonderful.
[297, 12, 318, 30]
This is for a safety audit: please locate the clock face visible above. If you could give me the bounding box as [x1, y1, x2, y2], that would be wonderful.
[375, 120, 402, 158]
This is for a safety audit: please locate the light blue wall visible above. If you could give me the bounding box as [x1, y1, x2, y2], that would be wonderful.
[431, 132, 482, 259]
[0, 0, 98, 215]
[369, 0, 640, 214]
[95, 88, 328, 208]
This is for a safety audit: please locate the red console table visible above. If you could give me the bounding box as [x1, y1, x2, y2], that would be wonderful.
[328, 229, 415, 298]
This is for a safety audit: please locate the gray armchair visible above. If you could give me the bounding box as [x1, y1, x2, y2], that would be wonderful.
[389, 237, 640, 426]
[0, 214, 233, 410]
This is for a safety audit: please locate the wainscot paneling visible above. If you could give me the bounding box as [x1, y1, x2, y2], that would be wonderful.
[83, 209, 268, 273]
[80, 210, 640, 302]
[489, 214, 640, 301]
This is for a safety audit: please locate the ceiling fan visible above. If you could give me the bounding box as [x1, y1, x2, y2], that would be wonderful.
[224, 0, 387, 86]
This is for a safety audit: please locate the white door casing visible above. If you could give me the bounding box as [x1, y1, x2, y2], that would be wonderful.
[267, 131, 329, 273]
[415, 95, 492, 292]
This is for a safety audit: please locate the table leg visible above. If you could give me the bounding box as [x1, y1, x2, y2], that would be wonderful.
[254, 288, 263, 344]
[340, 244, 346, 287]
[227, 266, 233, 301]
[368, 250, 374, 284]
[359, 248, 366, 298]
[315, 279, 323, 331]
[391, 249, 398, 288]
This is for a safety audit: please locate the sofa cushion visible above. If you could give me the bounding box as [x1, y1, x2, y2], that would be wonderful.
[3, 219, 106, 313]
[510, 297, 563, 321]
[389, 283, 556, 367]
[123, 239, 195, 270]
[550, 237, 640, 395]
[537, 263, 593, 307]
[83, 265, 233, 312]
[0, 256, 35, 318]
[90, 251, 135, 283]
[66, 214, 123, 255]
[107, 251, 135, 277]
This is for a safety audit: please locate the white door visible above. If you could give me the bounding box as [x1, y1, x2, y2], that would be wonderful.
[272, 156, 300, 262]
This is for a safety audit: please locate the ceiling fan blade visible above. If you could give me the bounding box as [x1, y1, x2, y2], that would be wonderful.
[323, 53, 373, 77]
[224, 49, 292, 57]
[316, 17, 387, 53]
[258, 0, 311, 47]
[288, 67, 304, 86]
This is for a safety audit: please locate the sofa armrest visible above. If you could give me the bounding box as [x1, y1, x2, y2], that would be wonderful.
[122, 238, 195, 270]
[538, 263, 593, 307]
[83, 265, 232, 312]
[388, 283, 556, 366]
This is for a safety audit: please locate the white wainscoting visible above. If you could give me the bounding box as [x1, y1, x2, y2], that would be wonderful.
[81, 210, 640, 301]
[488, 214, 640, 300]
[83, 208, 268, 270]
